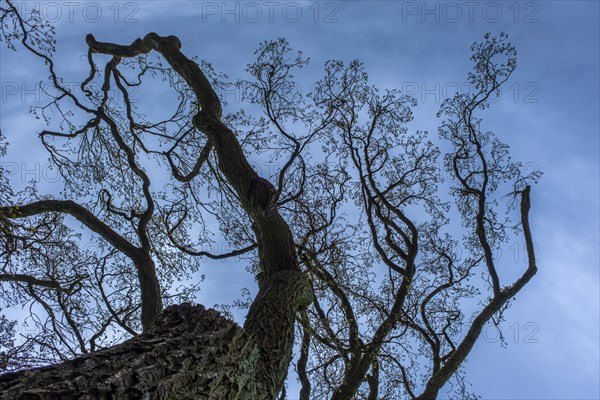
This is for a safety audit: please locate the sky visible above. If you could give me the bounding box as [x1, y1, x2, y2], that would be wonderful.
[0, 1, 599, 399]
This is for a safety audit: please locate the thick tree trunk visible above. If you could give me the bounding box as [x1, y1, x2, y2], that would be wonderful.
[0, 303, 261, 399]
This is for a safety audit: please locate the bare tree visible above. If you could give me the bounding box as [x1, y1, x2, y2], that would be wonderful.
[0, 2, 540, 399]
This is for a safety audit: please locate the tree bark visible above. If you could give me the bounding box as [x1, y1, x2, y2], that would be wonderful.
[0, 303, 260, 399]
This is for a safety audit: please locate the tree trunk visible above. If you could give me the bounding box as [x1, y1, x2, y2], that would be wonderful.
[0, 303, 261, 399]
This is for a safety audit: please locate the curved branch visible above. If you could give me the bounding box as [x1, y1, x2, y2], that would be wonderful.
[0, 274, 80, 294]
[415, 187, 537, 399]
[0, 200, 137, 259]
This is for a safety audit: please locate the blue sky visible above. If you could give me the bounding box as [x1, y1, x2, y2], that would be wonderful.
[1, 1, 599, 399]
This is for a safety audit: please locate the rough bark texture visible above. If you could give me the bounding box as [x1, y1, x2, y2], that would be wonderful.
[0, 304, 260, 399]
[244, 270, 313, 399]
